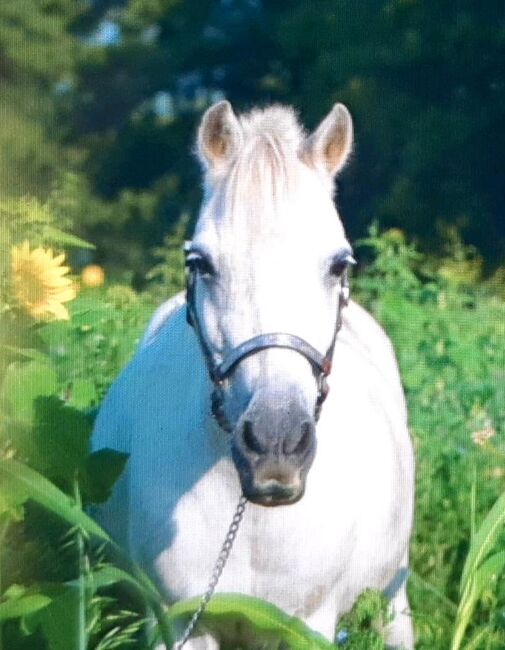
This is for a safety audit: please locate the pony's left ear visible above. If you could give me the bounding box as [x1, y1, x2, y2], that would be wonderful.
[301, 103, 353, 177]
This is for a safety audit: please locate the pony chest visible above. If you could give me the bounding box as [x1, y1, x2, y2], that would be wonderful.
[246, 500, 352, 574]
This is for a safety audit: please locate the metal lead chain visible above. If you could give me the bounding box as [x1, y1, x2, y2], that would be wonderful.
[173, 495, 248, 649]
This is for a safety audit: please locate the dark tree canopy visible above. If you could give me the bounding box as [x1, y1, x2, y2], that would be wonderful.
[4, 1, 505, 274]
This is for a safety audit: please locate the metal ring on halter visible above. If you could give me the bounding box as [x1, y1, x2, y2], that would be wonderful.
[184, 241, 352, 422]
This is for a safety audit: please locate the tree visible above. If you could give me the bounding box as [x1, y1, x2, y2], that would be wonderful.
[0, 0, 84, 198]
[13, 0, 505, 274]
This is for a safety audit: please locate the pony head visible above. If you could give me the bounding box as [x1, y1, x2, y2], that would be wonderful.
[188, 101, 353, 505]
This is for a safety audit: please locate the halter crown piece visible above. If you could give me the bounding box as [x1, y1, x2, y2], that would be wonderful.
[184, 241, 352, 429]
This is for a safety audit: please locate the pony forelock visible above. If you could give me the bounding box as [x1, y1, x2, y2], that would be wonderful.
[238, 105, 305, 153]
[214, 105, 307, 211]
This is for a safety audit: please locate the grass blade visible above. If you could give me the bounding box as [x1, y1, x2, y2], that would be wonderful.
[460, 490, 505, 594]
[452, 551, 505, 650]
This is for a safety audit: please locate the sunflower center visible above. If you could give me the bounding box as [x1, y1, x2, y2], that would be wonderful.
[14, 264, 47, 307]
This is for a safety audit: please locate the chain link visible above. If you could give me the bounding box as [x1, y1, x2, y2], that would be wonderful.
[173, 495, 248, 649]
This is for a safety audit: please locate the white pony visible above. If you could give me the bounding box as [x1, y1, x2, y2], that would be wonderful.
[92, 101, 415, 649]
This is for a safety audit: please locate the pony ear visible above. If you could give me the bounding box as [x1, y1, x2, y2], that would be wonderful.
[197, 100, 242, 172]
[302, 103, 353, 177]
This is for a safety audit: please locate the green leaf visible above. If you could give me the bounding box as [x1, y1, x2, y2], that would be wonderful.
[1, 360, 58, 422]
[0, 584, 70, 628]
[0, 345, 47, 363]
[40, 224, 95, 250]
[168, 593, 335, 649]
[0, 458, 109, 542]
[408, 570, 457, 613]
[0, 482, 25, 521]
[84, 565, 150, 597]
[67, 379, 97, 410]
[0, 593, 53, 622]
[460, 490, 505, 594]
[473, 550, 505, 592]
[7, 396, 93, 488]
[80, 449, 129, 505]
[24, 585, 80, 650]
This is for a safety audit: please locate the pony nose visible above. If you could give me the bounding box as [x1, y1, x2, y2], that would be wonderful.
[238, 406, 316, 461]
[282, 420, 314, 456]
[241, 419, 267, 455]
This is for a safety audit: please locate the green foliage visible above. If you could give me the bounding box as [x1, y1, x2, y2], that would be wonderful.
[0, 194, 151, 647]
[1, 224, 504, 648]
[334, 590, 389, 649]
[81, 450, 129, 506]
[0, 460, 105, 541]
[355, 226, 505, 649]
[0, 1, 81, 198]
[1, 361, 58, 423]
[0, 356, 129, 506]
[146, 212, 188, 300]
[40, 287, 155, 404]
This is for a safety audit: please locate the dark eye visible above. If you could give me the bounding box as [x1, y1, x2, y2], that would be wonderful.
[185, 252, 215, 278]
[329, 251, 356, 277]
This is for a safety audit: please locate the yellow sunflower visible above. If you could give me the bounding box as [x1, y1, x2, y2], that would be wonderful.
[11, 240, 77, 321]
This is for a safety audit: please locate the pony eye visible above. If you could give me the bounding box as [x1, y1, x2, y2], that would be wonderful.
[329, 252, 356, 277]
[185, 253, 215, 277]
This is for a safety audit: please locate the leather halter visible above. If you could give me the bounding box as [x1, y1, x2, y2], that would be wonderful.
[184, 242, 351, 428]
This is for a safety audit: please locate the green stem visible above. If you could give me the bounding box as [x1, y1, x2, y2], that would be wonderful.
[151, 601, 175, 649]
[0, 515, 11, 650]
[73, 476, 87, 650]
[450, 579, 475, 650]
[470, 464, 477, 543]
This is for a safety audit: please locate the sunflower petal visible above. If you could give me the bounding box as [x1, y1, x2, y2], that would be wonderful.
[46, 301, 70, 320]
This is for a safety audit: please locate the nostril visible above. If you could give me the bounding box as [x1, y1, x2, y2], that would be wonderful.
[242, 419, 265, 455]
[292, 420, 314, 456]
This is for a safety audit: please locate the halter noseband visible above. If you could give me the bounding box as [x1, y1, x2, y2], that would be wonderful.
[184, 242, 351, 428]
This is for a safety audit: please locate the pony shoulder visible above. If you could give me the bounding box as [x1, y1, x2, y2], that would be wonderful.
[139, 290, 186, 349]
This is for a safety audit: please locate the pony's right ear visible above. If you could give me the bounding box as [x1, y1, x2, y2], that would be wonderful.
[197, 101, 242, 174]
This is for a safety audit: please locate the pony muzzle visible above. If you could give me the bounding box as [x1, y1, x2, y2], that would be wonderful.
[247, 477, 304, 506]
[231, 398, 317, 506]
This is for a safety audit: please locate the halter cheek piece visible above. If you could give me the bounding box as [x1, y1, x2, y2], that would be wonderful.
[184, 242, 352, 430]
